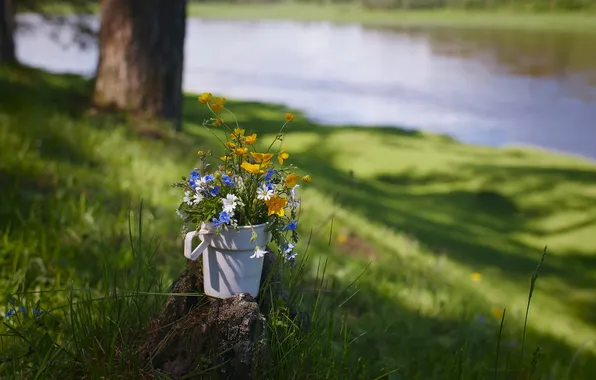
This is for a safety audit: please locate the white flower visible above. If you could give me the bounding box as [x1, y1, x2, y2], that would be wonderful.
[193, 192, 204, 205]
[194, 175, 213, 190]
[283, 243, 295, 255]
[283, 243, 297, 260]
[290, 184, 300, 198]
[256, 183, 274, 201]
[222, 193, 239, 214]
[183, 191, 193, 206]
[250, 246, 267, 259]
[289, 198, 301, 209]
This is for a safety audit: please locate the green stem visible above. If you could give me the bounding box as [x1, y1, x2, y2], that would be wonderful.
[207, 104, 234, 135]
[200, 120, 227, 151]
[266, 120, 289, 153]
[223, 106, 242, 132]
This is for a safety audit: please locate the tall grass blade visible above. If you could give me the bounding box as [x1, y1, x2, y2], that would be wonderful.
[520, 246, 548, 368]
[494, 307, 507, 379]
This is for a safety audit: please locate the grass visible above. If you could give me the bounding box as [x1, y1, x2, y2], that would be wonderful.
[31, 2, 596, 34]
[1, 64, 596, 378]
[187, 3, 596, 33]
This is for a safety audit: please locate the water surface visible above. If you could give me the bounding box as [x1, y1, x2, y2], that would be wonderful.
[14, 14, 596, 159]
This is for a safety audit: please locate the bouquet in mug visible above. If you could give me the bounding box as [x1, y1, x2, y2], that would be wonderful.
[173, 93, 311, 261]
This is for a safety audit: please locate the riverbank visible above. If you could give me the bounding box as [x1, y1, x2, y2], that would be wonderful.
[190, 3, 596, 33]
[33, 3, 596, 33]
[2, 64, 596, 378]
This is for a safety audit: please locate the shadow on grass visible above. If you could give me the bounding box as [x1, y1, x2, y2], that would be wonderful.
[320, 263, 596, 379]
[0, 65, 187, 288]
[288, 140, 594, 287]
[181, 91, 596, 325]
[3, 67, 595, 377]
[301, 230, 596, 378]
[181, 93, 431, 139]
[0, 63, 92, 117]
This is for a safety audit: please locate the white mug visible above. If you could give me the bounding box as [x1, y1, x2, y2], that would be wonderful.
[183, 225, 213, 261]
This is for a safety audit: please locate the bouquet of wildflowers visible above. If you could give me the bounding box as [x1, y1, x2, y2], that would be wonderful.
[173, 93, 311, 261]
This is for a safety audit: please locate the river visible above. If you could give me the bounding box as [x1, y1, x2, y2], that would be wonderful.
[14, 14, 596, 159]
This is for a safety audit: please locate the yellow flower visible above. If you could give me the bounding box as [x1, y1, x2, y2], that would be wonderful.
[226, 170, 232, 176]
[250, 152, 273, 163]
[471, 272, 482, 282]
[285, 112, 295, 122]
[302, 175, 311, 183]
[198, 92, 212, 104]
[241, 162, 264, 174]
[491, 307, 505, 320]
[225, 141, 236, 149]
[213, 117, 223, 126]
[230, 128, 245, 140]
[285, 174, 300, 188]
[197, 150, 205, 157]
[278, 148, 289, 165]
[234, 147, 248, 156]
[210, 97, 227, 112]
[220, 156, 229, 162]
[243, 133, 257, 145]
[265, 196, 287, 217]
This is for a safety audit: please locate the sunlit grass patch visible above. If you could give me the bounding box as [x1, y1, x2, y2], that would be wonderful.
[1, 65, 596, 378]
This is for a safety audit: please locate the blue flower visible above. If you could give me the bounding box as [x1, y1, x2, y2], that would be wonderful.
[282, 220, 298, 231]
[264, 169, 275, 181]
[282, 243, 297, 260]
[258, 181, 274, 190]
[209, 186, 221, 197]
[189, 169, 201, 187]
[5, 309, 14, 317]
[190, 168, 200, 180]
[32, 308, 42, 316]
[204, 174, 215, 183]
[222, 175, 235, 187]
[19, 306, 26, 314]
[213, 211, 232, 228]
[219, 211, 231, 225]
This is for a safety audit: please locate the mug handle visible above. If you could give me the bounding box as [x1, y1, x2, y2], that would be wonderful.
[184, 228, 213, 261]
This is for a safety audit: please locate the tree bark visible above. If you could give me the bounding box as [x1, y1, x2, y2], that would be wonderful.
[0, 0, 16, 63]
[93, 0, 187, 131]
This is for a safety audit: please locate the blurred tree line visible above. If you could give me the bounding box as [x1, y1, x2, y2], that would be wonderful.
[190, 0, 595, 10]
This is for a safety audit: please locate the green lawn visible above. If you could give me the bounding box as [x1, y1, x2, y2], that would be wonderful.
[1, 64, 596, 378]
[35, 2, 596, 34]
[188, 3, 596, 33]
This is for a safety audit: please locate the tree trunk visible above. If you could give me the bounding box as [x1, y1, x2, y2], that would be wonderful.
[138, 250, 309, 379]
[0, 0, 16, 63]
[93, 0, 187, 131]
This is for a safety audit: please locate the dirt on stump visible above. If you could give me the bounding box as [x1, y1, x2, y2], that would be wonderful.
[139, 250, 304, 379]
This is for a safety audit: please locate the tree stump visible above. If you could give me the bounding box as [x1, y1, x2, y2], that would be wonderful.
[140, 250, 301, 379]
